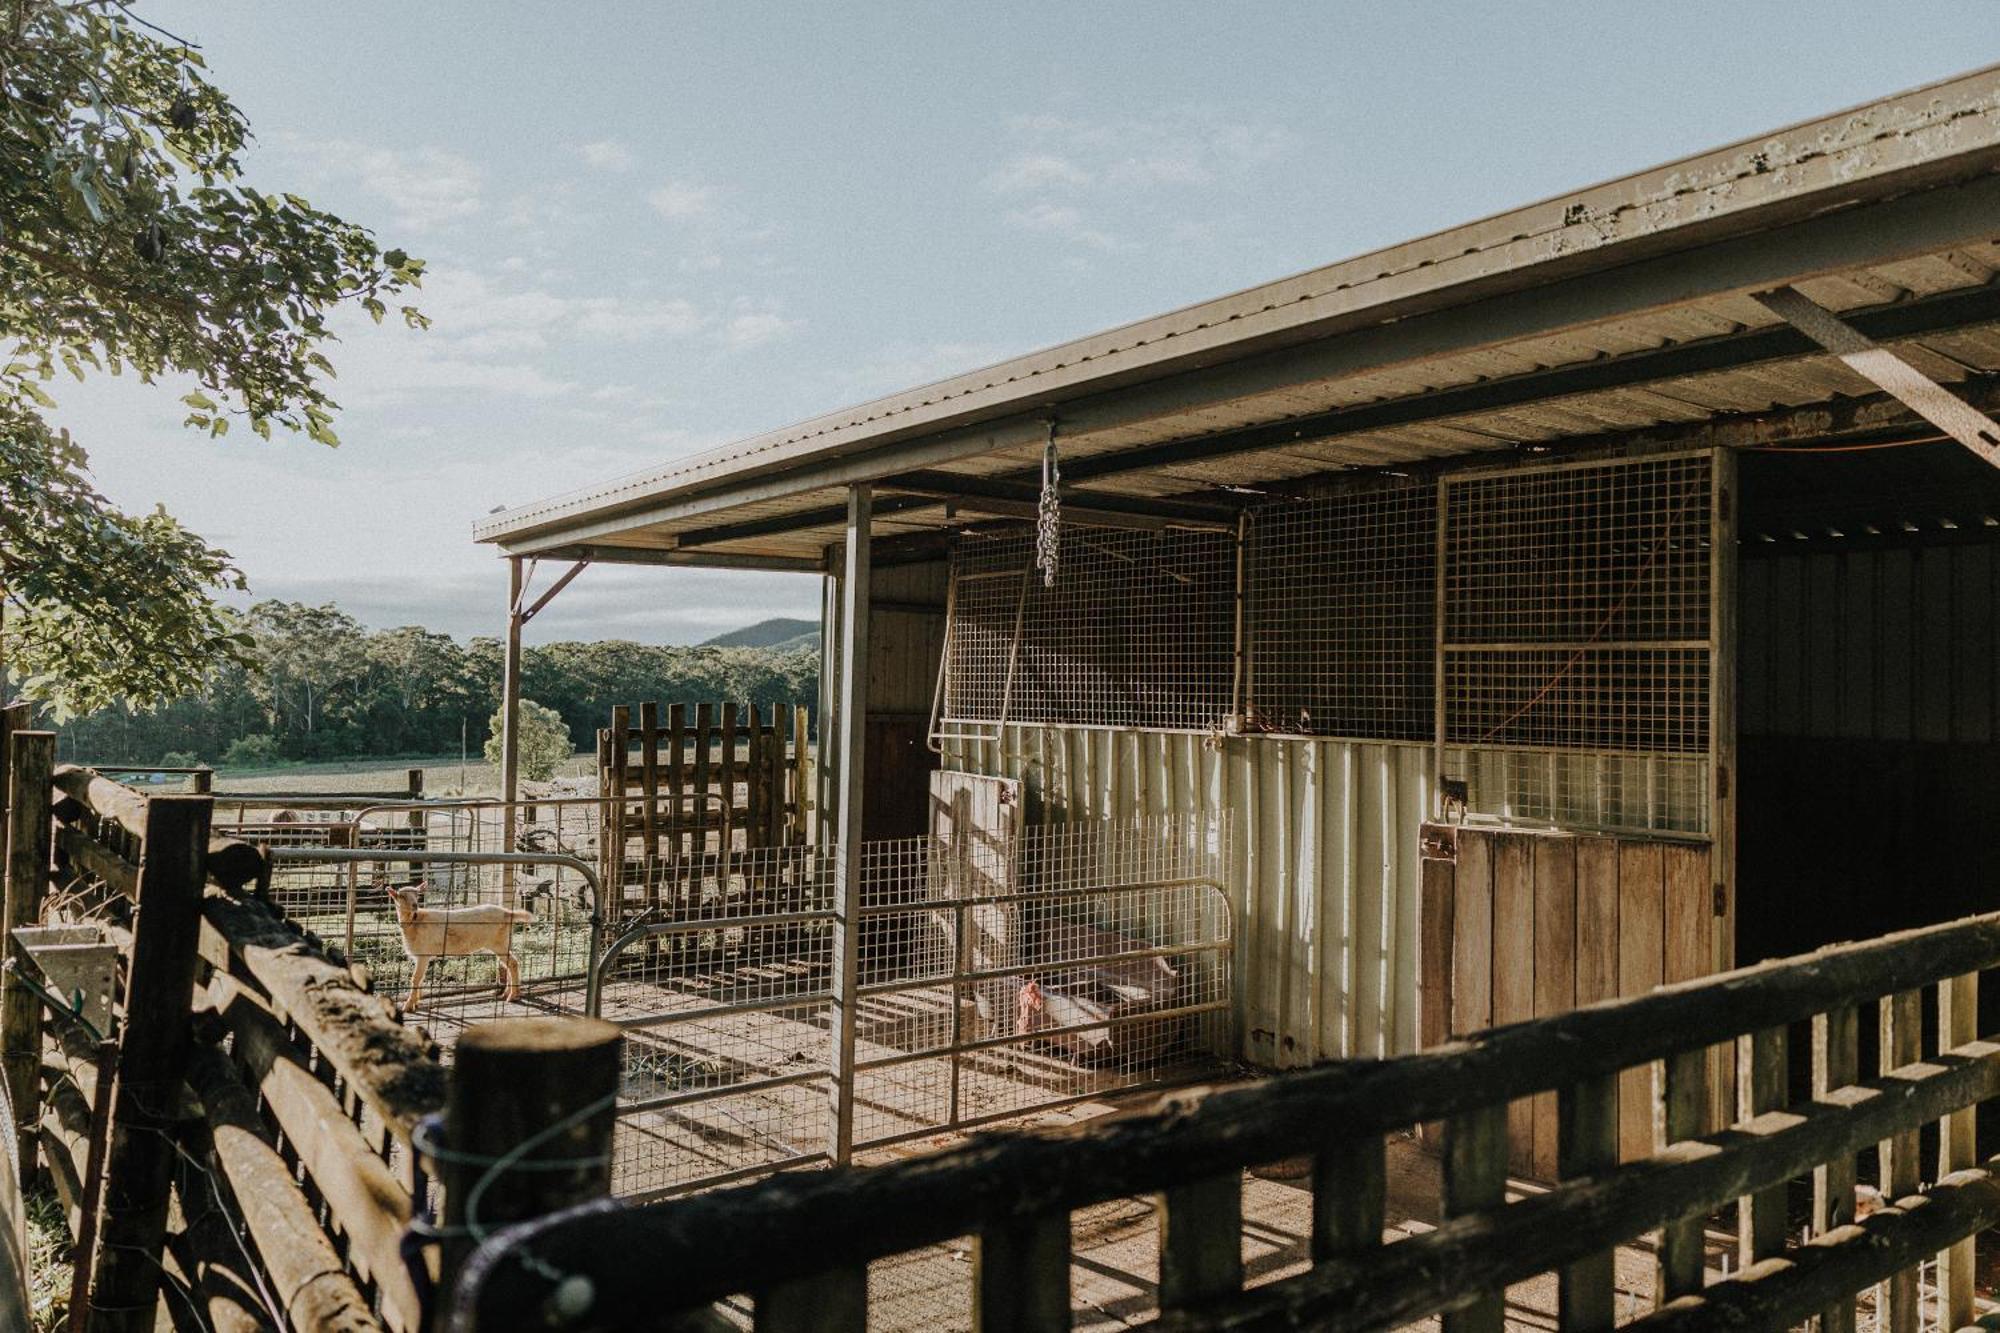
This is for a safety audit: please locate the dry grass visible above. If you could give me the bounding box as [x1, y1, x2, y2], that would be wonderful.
[205, 751, 594, 797]
[25, 1183, 70, 1333]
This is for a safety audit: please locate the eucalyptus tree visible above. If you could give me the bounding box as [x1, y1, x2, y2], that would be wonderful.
[0, 0, 423, 714]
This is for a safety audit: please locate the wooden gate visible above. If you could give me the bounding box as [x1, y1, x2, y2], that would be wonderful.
[596, 702, 811, 924]
[1419, 822, 1729, 1177]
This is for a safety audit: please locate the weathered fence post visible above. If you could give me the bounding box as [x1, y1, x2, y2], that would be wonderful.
[2, 729, 53, 1174]
[188, 766, 213, 795]
[89, 792, 211, 1333]
[436, 1016, 621, 1323]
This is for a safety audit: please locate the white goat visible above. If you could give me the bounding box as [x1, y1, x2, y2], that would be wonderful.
[386, 883, 533, 1010]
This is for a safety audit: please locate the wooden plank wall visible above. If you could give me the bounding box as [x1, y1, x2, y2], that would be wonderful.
[1419, 824, 1725, 1178]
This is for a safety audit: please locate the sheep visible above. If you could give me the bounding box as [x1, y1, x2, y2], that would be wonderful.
[386, 883, 534, 1010]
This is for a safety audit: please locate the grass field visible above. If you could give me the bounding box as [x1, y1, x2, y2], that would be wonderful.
[100, 751, 598, 797]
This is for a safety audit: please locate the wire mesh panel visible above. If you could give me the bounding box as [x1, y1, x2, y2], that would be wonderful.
[259, 846, 600, 1030]
[851, 812, 1233, 1152]
[591, 813, 1231, 1199]
[596, 842, 841, 1198]
[1246, 481, 1435, 740]
[942, 529, 1236, 732]
[1441, 452, 1714, 834]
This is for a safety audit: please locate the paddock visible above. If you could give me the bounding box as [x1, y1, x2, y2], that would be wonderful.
[213, 747, 1237, 1200]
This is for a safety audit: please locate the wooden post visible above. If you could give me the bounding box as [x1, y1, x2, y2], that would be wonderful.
[3, 729, 53, 1175]
[1557, 1075, 1618, 1332]
[1441, 1103, 1506, 1333]
[189, 767, 213, 795]
[829, 484, 870, 1164]
[1939, 974, 1977, 1329]
[1311, 1134, 1385, 1265]
[1878, 989, 1922, 1333]
[89, 793, 211, 1333]
[1654, 1047, 1709, 1298]
[1158, 1173, 1242, 1310]
[1737, 1025, 1788, 1268]
[501, 556, 525, 890]
[436, 1016, 621, 1313]
[1707, 447, 1740, 1140]
[975, 1212, 1070, 1333]
[1814, 1004, 1860, 1333]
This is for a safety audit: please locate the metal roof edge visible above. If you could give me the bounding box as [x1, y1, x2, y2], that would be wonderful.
[474, 62, 2000, 548]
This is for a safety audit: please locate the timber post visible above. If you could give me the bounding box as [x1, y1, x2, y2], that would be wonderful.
[2, 728, 53, 1176]
[828, 483, 870, 1164]
[501, 555, 525, 890]
[88, 792, 211, 1333]
[434, 1016, 622, 1323]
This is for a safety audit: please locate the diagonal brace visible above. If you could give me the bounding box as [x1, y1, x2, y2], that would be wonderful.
[514, 557, 590, 624]
[1753, 285, 2000, 467]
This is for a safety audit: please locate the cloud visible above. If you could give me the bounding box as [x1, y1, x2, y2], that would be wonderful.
[829, 341, 1010, 401]
[1106, 152, 1211, 188]
[297, 138, 485, 233]
[573, 296, 706, 341]
[648, 179, 717, 219]
[1003, 202, 1119, 251]
[984, 153, 1091, 193]
[984, 107, 1301, 252]
[718, 307, 804, 350]
[579, 139, 634, 171]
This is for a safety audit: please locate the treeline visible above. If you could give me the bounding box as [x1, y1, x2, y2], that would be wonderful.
[51, 601, 819, 767]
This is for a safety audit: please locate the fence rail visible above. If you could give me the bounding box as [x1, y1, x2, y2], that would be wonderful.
[449, 904, 2000, 1332]
[5, 743, 626, 1333]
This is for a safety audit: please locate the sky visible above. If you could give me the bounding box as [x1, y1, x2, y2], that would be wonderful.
[49, 3, 2000, 644]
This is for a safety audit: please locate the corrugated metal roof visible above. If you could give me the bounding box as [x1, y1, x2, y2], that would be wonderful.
[477, 64, 2000, 563]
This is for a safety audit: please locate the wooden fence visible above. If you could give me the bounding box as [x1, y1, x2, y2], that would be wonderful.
[596, 701, 810, 923]
[2, 722, 626, 1332]
[450, 905, 2000, 1332]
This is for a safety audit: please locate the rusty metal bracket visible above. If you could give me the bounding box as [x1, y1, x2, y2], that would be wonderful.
[1752, 286, 2000, 467]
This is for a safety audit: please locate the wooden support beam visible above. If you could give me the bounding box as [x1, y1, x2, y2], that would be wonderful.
[518, 557, 590, 625]
[1752, 285, 2000, 467]
[881, 469, 1237, 531]
[828, 483, 870, 1164]
[501, 555, 524, 886]
[518, 543, 828, 573]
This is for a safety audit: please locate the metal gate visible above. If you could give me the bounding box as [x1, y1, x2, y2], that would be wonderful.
[589, 813, 1233, 1200]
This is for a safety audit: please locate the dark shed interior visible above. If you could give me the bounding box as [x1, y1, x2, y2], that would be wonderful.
[1737, 440, 2000, 962]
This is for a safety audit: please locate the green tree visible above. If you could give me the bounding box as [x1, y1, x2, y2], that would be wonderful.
[1, 0, 422, 714]
[484, 697, 574, 783]
[241, 601, 373, 754]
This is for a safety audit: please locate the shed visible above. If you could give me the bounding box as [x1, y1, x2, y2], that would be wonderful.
[477, 65, 2000, 1168]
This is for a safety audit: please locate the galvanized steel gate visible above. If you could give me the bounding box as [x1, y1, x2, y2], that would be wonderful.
[588, 812, 1233, 1200]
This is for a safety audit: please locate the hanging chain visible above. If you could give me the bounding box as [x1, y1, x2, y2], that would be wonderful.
[1035, 419, 1061, 587]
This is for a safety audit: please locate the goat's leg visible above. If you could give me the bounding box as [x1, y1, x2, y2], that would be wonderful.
[406, 955, 431, 1011]
[500, 950, 521, 1003]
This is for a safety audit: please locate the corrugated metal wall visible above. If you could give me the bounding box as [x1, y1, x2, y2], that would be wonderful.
[1741, 541, 1999, 743]
[942, 726, 1432, 1067]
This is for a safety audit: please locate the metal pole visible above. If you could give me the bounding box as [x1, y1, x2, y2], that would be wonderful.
[828, 484, 870, 1164]
[501, 556, 524, 887]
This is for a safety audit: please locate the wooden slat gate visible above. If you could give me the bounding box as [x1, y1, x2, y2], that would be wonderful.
[1419, 822, 1730, 1177]
[596, 701, 810, 926]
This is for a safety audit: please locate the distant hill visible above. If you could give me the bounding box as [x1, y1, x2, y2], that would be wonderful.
[702, 617, 821, 652]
